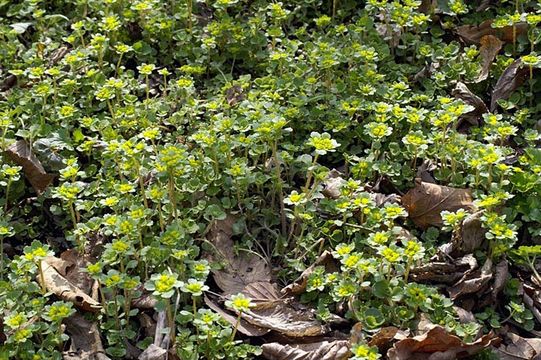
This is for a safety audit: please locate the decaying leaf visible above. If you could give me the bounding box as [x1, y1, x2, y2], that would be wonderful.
[239, 302, 327, 338]
[452, 82, 488, 126]
[387, 325, 499, 360]
[322, 170, 346, 199]
[138, 344, 166, 360]
[491, 59, 529, 112]
[207, 216, 328, 338]
[262, 339, 350, 360]
[40, 259, 101, 312]
[448, 258, 493, 300]
[5, 140, 55, 194]
[456, 19, 528, 45]
[131, 292, 158, 310]
[402, 179, 475, 229]
[225, 85, 245, 107]
[410, 254, 478, 285]
[204, 295, 270, 337]
[282, 251, 338, 296]
[495, 331, 541, 360]
[416, 160, 437, 183]
[207, 216, 272, 295]
[492, 259, 509, 301]
[368, 327, 409, 351]
[476, 35, 503, 83]
[456, 211, 486, 255]
[63, 313, 110, 360]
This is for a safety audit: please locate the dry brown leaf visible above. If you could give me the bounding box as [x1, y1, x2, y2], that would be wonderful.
[63, 313, 110, 360]
[387, 326, 499, 360]
[5, 140, 55, 194]
[456, 211, 486, 255]
[456, 19, 528, 45]
[368, 327, 409, 352]
[282, 251, 338, 296]
[496, 332, 541, 359]
[131, 290, 158, 310]
[476, 35, 503, 83]
[207, 216, 272, 295]
[41, 259, 101, 312]
[204, 295, 270, 337]
[138, 344, 166, 360]
[492, 259, 509, 301]
[448, 258, 493, 300]
[261, 339, 350, 360]
[207, 216, 327, 338]
[452, 82, 489, 127]
[491, 59, 530, 112]
[402, 179, 475, 229]
[225, 85, 245, 107]
[411, 255, 477, 285]
[239, 301, 327, 338]
[322, 170, 346, 199]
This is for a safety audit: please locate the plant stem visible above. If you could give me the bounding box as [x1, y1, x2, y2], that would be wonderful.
[38, 261, 47, 294]
[272, 142, 287, 236]
[230, 312, 242, 342]
[4, 179, 11, 212]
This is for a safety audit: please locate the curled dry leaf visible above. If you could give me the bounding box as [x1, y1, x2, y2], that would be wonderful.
[456, 19, 528, 45]
[452, 82, 488, 127]
[261, 339, 350, 360]
[410, 254, 478, 285]
[204, 295, 270, 337]
[282, 250, 338, 296]
[5, 140, 55, 194]
[63, 313, 110, 360]
[138, 344, 166, 360]
[491, 59, 530, 112]
[401, 179, 475, 229]
[207, 216, 328, 338]
[456, 211, 486, 255]
[207, 216, 272, 295]
[448, 258, 493, 300]
[368, 326, 409, 352]
[492, 259, 509, 301]
[476, 35, 503, 83]
[322, 170, 346, 199]
[495, 331, 541, 360]
[239, 302, 327, 338]
[40, 259, 101, 312]
[225, 84, 245, 107]
[387, 326, 500, 360]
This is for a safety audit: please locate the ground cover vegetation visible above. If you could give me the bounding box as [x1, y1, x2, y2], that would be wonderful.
[1, 0, 541, 359]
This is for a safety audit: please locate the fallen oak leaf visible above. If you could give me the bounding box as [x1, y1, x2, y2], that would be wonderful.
[452, 82, 488, 127]
[495, 331, 541, 360]
[5, 140, 55, 194]
[282, 250, 338, 296]
[448, 258, 493, 300]
[40, 259, 101, 312]
[63, 312, 110, 360]
[491, 59, 530, 112]
[261, 339, 350, 360]
[204, 295, 270, 337]
[206, 215, 272, 295]
[456, 19, 528, 45]
[207, 216, 328, 338]
[402, 179, 475, 229]
[476, 35, 503, 83]
[387, 326, 499, 360]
